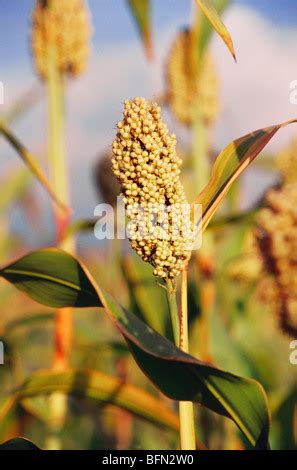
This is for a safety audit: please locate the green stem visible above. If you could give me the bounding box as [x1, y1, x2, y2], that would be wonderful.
[47, 45, 73, 252]
[166, 275, 196, 450]
[192, 112, 208, 191]
[179, 269, 196, 450]
[165, 279, 179, 346]
[46, 46, 73, 450]
[47, 50, 68, 211]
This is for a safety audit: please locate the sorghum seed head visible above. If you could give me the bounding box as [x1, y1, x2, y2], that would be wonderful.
[255, 183, 297, 337]
[112, 97, 194, 280]
[31, 0, 92, 79]
[166, 28, 219, 126]
[276, 138, 297, 184]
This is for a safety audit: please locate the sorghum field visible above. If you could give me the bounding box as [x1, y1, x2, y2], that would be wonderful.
[0, 0, 296, 452]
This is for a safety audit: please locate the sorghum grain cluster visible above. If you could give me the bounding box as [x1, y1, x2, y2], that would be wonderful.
[31, 0, 91, 79]
[256, 183, 297, 336]
[166, 28, 219, 126]
[276, 138, 297, 184]
[112, 97, 194, 280]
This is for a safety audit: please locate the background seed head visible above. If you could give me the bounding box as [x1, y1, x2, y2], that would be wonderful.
[276, 138, 297, 184]
[112, 97, 194, 280]
[256, 183, 297, 336]
[31, 0, 92, 79]
[166, 28, 219, 126]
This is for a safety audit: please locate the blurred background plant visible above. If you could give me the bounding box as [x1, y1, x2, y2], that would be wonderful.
[0, 0, 296, 450]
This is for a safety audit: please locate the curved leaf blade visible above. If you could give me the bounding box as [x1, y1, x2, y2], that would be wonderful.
[0, 437, 40, 450]
[194, 0, 231, 60]
[99, 289, 270, 449]
[196, 119, 297, 231]
[195, 0, 236, 60]
[0, 121, 69, 213]
[0, 249, 270, 448]
[0, 248, 101, 308]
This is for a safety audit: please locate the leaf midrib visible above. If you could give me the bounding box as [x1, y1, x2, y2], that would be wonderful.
[1, 268, 98, 300]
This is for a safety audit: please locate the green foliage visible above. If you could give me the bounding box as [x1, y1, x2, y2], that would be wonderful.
[0, 248, 270, 448]
[195, 0, 236, 60]
[0, 249, 100, 308]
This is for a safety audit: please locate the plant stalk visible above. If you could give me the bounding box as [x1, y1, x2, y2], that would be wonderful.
[166, 279, 180, 346]
[166, 275, 196, 450]
[179, 268, 196, 450]
[46, 45, 74, 450]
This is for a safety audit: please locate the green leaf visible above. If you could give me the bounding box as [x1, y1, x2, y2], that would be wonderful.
[0, 249, 270, 448]
[66, 218, 96, 238]
[127, 0, 152, 60]
[1, 369, 179, 433]
[194, 0, 231, 60]
[0, 121, 69, 213]
[122, 254, 167, 334]
[0, 168, 30, 213]
[100, 289, 270, 449]
[195, 119, 297, 231]
[273, 388, 297, 450]
[0, 437, 40, 450]
[0, 248, 101, 308]
[195, 0, 236, 60]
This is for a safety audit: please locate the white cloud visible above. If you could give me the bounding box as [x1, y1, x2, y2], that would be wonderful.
[212, 5, 297, 151]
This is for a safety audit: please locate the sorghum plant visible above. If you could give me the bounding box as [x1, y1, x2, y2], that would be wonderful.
[0, 0, 296, 453]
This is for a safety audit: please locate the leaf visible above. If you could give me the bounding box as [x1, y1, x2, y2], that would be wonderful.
[0, 399, 22, 443]
[0, 121, 69, 213]
[0, 248, 101, 308]
[2, 83, 43, 125]
[99, 289, 270, 449]
[195, 0, 236, 60]
[0, 168, 30, 213]
[66, 218, 96, 238]
[127, 0, 153, 61]
[0, 249, 270, 448]
[195, 119, 297, 231]
[0, 437, 40, 450]
[0, 369, 179, 433]
[194, 0, 231, 60]
[122, 254, 167, 334]
[273, 388, 297, 450]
